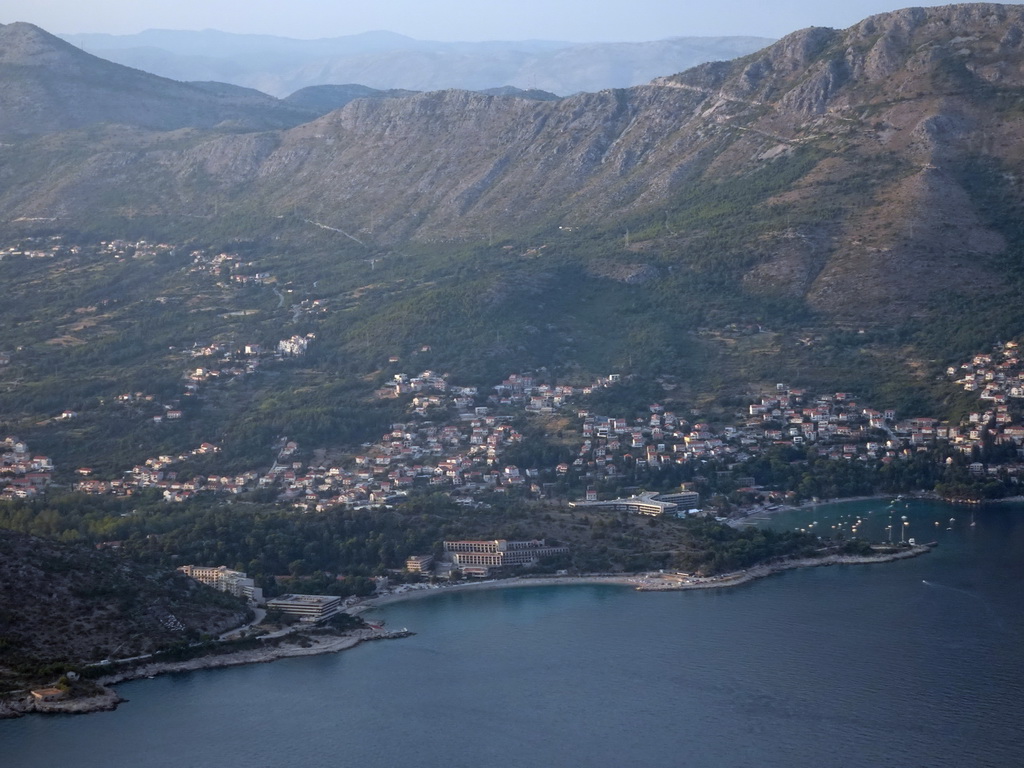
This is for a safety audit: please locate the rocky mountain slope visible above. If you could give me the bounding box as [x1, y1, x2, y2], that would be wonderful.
[5, 5, 1024, 327]
[282, 83, 421, 114]
[59, 28, 774, 97]
[281, 84, 559, 117]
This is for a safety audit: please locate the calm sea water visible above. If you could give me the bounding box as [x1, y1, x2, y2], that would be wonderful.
[2, 500, 1022, 768]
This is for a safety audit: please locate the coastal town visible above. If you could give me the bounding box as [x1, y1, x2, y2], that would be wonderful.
[4, 235, 1024, 510]
[7, 337, 1024, 508]
[5, 7, 1024, 760]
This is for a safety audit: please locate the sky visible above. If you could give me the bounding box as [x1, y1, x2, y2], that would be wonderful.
[2, 0, 1014, 41]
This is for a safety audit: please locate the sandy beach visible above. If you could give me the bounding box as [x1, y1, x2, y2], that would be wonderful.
[356, 543, 934, 607]
[352, 574, 640, 611]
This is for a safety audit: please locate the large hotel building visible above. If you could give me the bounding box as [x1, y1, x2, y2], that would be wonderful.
[178, 564, 263, 603]
[264, 594, 342, 623]
[568, 490, 700, 517]
[443, 539, 569, 576]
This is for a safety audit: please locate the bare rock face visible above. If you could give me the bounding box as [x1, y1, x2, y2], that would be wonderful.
[779, 56, 851, 114]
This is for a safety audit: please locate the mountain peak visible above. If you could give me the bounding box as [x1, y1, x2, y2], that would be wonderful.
[0, 21, 316, 136]
[0, 21, 91, 67]
[660, 2, 1024, 117]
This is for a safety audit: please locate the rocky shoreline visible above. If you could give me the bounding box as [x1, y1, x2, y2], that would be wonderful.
[1, 543, 932, 719]
[0, 627, 409, 719]
[0, 687, 123, 718]
[633, 544, 934, 590]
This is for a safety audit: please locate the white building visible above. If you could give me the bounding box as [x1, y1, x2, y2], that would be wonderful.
[265, 594, 342, 623]
[569, 491, 688, 517]
[178, 565, 264, 604]
[443, 539, 569, 576]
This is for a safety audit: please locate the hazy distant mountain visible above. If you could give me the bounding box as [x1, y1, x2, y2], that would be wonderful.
[0, 22, 315, 135]
[0, 22, 570, 134]
[59, 28, 775, 97]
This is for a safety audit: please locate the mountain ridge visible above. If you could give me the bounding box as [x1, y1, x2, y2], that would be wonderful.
[2, 5, 1024, 331]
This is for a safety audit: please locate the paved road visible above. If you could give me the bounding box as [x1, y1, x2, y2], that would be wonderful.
[219, 606, 267, 640]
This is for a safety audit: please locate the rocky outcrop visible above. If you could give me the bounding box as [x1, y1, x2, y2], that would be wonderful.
[0, 688, 123, 719]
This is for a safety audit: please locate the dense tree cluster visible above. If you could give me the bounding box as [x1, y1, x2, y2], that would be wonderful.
[0, 494, 458, 595]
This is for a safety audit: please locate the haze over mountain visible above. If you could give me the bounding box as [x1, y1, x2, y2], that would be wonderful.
[58, 29, 775, 97]
[0, 22, 316, 134]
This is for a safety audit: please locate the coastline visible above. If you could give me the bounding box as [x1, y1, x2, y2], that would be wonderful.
[355, 497, 941, 611]
[635, 544, 933, 590]
[93, 627, 401, 686]
[0, 627, 406, 720]
[732, 491, 1024, 526]
[355, 543, 934, 607]
[1, 537, 934, 718]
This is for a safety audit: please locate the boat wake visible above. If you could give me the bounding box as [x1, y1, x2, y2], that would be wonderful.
[922, 579, 977, 598]
[922, 580, 1013, 635]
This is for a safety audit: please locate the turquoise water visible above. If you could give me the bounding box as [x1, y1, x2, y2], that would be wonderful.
[2, 500, 1022, 767]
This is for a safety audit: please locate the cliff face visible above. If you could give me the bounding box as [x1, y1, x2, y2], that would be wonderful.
[3, 6, 1024, 322]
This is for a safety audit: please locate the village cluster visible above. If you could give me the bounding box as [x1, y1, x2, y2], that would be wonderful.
[9, 335, 1024, 504]
[5, 238, 1024, 505]
[2, 235, 323, 424]
[50, 330, 316, 429]
[4, 235, 182, 261]
[943, 340, 1024, 466]
[185, 333, 315, 388]
[0, 437, 53, 500]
